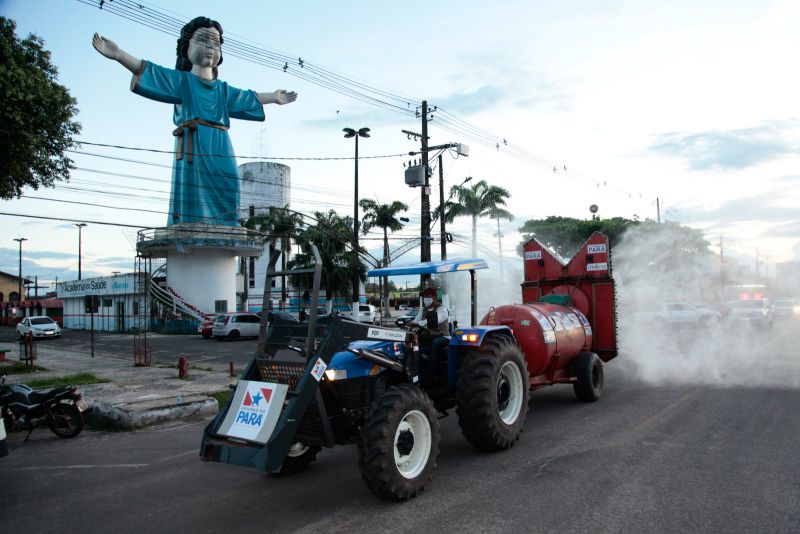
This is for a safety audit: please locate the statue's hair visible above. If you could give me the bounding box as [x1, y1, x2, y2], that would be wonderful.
[175, 16, 223, 78]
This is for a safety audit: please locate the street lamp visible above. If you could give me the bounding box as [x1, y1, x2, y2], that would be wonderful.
[74, 223, 87, 280]
[343, 127, 370, 321]
[13, 237, 27, 302]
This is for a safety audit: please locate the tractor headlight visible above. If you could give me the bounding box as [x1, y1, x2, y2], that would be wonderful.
[461, 333, 479, 343]
[324, 369, 347, 381]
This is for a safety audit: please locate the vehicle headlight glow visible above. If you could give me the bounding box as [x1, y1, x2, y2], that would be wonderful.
[324, 369, 347, 381]
[461, 333, 479, 342]
[793, 306, 800, 315]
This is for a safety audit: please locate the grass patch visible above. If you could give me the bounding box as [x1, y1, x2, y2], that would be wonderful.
[26, 372, 109, 389]
[211, 390, 232, 412]
[0, 362, 48, 374]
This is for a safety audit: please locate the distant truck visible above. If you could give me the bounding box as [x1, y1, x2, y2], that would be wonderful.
[631, 302, 721, 325]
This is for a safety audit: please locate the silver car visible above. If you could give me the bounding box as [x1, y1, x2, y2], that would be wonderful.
[211, 312, 261, 341]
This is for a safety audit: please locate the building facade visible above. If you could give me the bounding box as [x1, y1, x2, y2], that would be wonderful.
[57, 273, 144, 332]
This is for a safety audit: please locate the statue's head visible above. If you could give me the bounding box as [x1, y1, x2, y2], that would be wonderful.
[176, 16, 224, 78]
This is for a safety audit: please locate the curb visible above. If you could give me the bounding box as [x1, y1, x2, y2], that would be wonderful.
[89, 395, 219, 429]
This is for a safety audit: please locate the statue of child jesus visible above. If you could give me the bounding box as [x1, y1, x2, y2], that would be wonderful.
[93, 16, 296, 226]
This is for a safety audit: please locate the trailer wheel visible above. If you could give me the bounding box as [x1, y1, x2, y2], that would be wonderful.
[271, 442, 320, 476]
[573, 352, 603, 402]
[456, 336, 529, 452]
[358, 384, 440, 501]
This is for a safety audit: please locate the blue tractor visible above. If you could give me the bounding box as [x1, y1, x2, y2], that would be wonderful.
[201, 252, 529, 500]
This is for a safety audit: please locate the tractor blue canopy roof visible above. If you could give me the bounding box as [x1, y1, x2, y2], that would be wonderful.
[367, 258, 489, 277]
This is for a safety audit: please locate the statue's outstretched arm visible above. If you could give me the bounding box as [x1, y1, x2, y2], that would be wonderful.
[92, 33, 142, 74]
[257, 90, 298, 105]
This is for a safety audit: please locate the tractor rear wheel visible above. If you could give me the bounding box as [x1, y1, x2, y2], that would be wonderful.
[358, 384, 440, 501]
[456, 336, 529, 451]
[572, 352, 603, 402]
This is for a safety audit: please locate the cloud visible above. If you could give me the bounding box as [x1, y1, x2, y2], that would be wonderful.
[444, 53, 571, 112]
[650, 121, 799, 170]
[679, 189, 800, 229]
[0, 247, 74, 261]
[301, 107, 412, 129]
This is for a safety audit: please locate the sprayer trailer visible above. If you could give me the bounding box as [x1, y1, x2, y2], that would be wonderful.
[200, 233, 617, 501]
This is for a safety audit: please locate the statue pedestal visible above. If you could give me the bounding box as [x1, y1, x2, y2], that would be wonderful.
[137, 224, 262, 314]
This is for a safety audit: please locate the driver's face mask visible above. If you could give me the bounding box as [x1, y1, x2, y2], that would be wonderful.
[423, 297, 433, 306]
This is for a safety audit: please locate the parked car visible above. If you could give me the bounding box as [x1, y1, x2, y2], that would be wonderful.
[772, 297, 800, 320]
[212, 312, 261, 341]
[197, 315, 220, 339]
[395, 308, 419, 327]
[300, 307, 329, 321]
[726, 298, 773, 327]
[16, 316, 61, 339]
[631, 302, 721, 325]
[358, 304, 379, 325]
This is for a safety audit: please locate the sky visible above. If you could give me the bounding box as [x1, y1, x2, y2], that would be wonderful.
[2, 0, 800, 292]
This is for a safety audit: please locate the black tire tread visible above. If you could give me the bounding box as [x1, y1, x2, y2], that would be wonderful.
[271, 444, 321, 476]
[48, 403, 84, 438]
[358, 384, 440, 501]
[572, 351, 603, 402]
[456, 336, 530, 452]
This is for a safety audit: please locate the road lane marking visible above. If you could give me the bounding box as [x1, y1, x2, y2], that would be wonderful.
[5, 463, 149, 470]
[610, 390, 697, 446]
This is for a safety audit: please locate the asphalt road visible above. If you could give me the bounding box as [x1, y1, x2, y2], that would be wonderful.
[2, 326, 261, 369]
[2, 321, 799, 532]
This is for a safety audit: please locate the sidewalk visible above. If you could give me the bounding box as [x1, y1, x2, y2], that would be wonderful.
[0, 340, 236, 429]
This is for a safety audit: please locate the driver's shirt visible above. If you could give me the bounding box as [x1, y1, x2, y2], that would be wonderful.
[413, 304, 449, 337]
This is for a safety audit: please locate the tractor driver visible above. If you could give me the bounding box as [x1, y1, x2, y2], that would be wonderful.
[407, 287, 450, 385]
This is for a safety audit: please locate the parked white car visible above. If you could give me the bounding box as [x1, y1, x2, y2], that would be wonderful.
[358, 304, 379, 325]
[16, 316, 61, 339]
[212, 312, 261, 341]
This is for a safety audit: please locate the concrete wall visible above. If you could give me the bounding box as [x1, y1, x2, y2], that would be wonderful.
[167, 249, 237, 314]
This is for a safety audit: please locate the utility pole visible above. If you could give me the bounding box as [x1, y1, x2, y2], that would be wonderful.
[438, 154, 447, 261]
[420, 101, 431, 274]
[656, 197, 661, 223]
[13, 237, 27, 301]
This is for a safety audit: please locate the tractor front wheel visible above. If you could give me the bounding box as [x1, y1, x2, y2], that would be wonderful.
[572, 352, 603, 402]
[358, 384, 440, 501]
[271, 442, 320, 476]
[456, 336, 530, 451]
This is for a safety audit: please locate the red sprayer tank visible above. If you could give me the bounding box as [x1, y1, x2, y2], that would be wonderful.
[481, 303, 593, 377]
[483, 231, 617, 389]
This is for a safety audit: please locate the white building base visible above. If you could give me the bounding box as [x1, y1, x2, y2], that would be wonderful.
[167, 249, 237, 314]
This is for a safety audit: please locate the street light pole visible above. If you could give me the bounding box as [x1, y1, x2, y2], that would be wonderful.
[343, 127, 370, 321]
[13, 237, 27, 301]
[74, 223, 87, 280]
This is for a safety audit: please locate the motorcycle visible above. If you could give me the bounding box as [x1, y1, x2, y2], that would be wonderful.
[0, 373, 87, 441]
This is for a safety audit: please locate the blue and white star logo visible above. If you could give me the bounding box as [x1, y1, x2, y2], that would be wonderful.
[251, 391, 263, 406]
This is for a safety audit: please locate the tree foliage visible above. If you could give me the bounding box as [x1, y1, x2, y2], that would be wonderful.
[287, 210, 366, 306]
[246, 204, 304, 306]
[443, 179, 512, 257]
[517, 216, 712, 266]
[0, 17, 80, 199]
[359, 198, 408, 315]
[518, 216, 635, 259]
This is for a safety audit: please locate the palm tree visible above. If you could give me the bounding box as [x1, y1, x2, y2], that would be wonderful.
[288, 210, 366, 312]
[246, 204, 304, 309]
[443, 179, 512, 257]
[359, 198, 408, 319]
